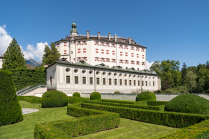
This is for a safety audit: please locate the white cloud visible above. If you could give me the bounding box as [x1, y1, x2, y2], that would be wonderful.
[145, 61, 154, 70]
[0, 25, 12, 55]
[23, 42, 48, 61]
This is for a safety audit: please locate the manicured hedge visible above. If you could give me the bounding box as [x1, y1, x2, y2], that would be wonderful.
[17, 96, 42, 103]
[147, 101, 168, 106]
[165, 94, 209, 115]
[101, 99, 147, 105]
[0, 69, 23, 127]
[81, 103, 209, 128]
[68, 97, 90, 104]
[34, 104, 120, 139]
[136, 92, 156, 101]
[84, 100, 164, 111]
[9, 69, 46, 91]
[42, 90, 68, 108]
[90, 92, 101, 100]
[73, 92, 80, 97]
[160, 119, 209, 139]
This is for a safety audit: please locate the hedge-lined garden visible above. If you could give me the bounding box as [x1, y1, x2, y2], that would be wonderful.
[3, 89, 209, 138]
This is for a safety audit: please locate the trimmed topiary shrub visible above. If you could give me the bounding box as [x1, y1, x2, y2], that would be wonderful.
[0, 70, 23, 126]
[41, 90, 68, 108]
[90, 92, 101, 100]
[73, 92, 80, 97]
[164, 94, 209, 115]
[136, 91, 156, 101]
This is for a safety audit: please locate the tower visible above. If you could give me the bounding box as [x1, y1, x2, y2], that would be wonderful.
[70, 22, 78, 36]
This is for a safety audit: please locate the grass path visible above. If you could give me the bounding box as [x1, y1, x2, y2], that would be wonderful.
[76, 118, 177, 139]
[0, 101, 178, 139]
[0, 101, 74, 139]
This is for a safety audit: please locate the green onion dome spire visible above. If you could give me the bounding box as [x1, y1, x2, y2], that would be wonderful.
[70, 21, 78, 34]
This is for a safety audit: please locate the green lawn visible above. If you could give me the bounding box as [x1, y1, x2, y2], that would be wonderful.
[0, 101, 178, 139]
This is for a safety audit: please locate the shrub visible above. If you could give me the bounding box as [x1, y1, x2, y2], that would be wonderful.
[34, 104, 120, 139]
[164, 94, 209, 115]
[41, 90, 68, 108]
[136, 91, 156, 101]
[113, 91, 121, 94]
[90, 92, 101, 100]
[0, 70, 23, 126]
[82, 103, 209, 128]
[73, 92, 80, 97]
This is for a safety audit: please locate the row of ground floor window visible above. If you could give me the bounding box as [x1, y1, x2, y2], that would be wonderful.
[65, 76, 155, 86]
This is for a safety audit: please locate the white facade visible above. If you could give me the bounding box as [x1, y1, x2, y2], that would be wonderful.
[55, 23, 147, 71]
[46, 60, 159, 94]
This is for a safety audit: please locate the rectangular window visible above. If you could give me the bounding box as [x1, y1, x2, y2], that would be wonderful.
[125, 80, 127, 85]
[109, 79, 111, 85]
[107, 58, 110, 62]
[97, 78, 100, 84]
[129, 80, 131, 86]
[106, 50, 109, 54]
[125, 52, 128, 56]
[138, 80, 140, 86]
[137, 68, 139, 70]
[71, 51, 73, 54]
[142, 62, 145, 65]
[75, 76, 78, 84]
[131, 53, 134, 57]
[83, 77, 86, 84]
[149, 81, 151, 86]
[112, 50, 115, 55]
[57, 45, 59, 47]
[83, 48, 86, 53]
[94, 41, 97, 45]
[66, 76, 70, 83]
[146, 81, 147, 86]
[101, 49, 104, 54]
[90, 77, 93, 84]
[95, 49, 98, 53]
[153, 81, 155, 86]
[57, 43, 59, 45]
[103, 78, 106, 85]
[78, 49, 81, 53]
[120, 79, 122, 85]
[134, 80, 136, 86]
[142, 81, 144, 86]
[114, 79, 117, 85]
[120, 51, 123, 56]
[137, 54, 139, 58]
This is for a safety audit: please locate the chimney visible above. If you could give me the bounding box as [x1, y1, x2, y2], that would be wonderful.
[98, 32, 100, 39]
[128, 37, 131, 44]
[87, 31, 89, 39]
[108, 33, 111, 40]
[114, 34, 117, 42]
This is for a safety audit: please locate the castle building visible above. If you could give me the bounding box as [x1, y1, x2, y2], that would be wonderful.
[55, 22, 146, 70]
[46, 22, 161, 94]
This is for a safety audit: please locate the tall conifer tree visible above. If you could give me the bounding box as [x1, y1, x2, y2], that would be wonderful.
[2, 38, 27, 70]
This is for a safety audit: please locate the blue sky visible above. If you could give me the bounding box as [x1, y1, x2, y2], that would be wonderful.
[0, 0, 208, 69]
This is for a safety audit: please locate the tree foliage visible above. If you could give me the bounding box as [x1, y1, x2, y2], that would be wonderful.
[42, 42, 61, 65]
[150, 60, 181, 90]
[2, 38, 27, 70]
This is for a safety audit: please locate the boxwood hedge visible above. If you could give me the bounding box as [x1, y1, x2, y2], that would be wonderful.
[82, 103, 209, 128]
[84, 100, 165, 111]
[136, 92, 156, 101]
[0, 70, 23, 127]
[34, 104, 120, 139]
[90, 92, 101, 100]
[160, 119, 209, 139]
[73, 92, 80, 97]
[42, 90, 68, 108]
[165, 94, 209, 115]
